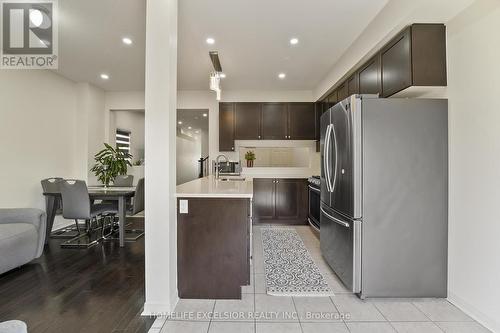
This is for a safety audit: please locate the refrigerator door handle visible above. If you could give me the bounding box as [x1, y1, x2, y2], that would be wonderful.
[331, 125, 338, 192]
[324, 124, 332, 192]
[320, 207, 350, 228]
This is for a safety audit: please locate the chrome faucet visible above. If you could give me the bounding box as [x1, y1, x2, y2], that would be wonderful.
[215, 154, 229, 180]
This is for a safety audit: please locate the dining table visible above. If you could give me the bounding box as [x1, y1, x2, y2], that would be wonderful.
[43, 186, 136, 247]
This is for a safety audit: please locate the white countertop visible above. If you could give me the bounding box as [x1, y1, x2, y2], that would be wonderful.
[176, 175, 253, 198]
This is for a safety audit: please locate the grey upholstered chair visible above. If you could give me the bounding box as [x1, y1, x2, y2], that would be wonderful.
[130, 178, 144, 215]
[113, 175, 134, 187]
[60, 180, 118, 235]
[41, 177, 63, 214]
[0, 208, 46, 275]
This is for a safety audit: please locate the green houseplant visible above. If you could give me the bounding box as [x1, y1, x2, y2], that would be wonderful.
[90, 143, 132, 187]
[245, 150, 256, 167]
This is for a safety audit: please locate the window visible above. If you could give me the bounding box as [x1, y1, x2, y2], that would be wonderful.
[116, 129, 131, 159]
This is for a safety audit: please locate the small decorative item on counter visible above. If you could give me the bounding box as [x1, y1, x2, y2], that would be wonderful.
[245, 150, 256, 167]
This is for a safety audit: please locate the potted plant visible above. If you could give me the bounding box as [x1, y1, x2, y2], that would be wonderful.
[245, 150, 256, 167]
[90, 143, 132, 187]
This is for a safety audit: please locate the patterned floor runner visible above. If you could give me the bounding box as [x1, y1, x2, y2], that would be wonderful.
[261, 227, 334, 296]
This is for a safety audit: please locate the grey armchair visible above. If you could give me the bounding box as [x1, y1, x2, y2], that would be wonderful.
[0, 208, 46, 275]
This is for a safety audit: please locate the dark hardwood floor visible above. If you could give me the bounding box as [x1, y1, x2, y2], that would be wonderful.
[0, 217, 154, 333]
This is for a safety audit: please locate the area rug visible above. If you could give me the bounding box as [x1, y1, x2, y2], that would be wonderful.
[261, 227, 334, 296]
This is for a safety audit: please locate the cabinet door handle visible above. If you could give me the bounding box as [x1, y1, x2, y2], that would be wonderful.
[231, 147, 234, 150]
[258, 135, 261, 139]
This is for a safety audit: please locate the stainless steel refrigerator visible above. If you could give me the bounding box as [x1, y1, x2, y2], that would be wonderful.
[320, 95, 448, 298]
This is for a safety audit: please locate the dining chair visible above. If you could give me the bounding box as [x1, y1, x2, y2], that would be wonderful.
[130, 178, 144, 215]
[113, 175, 134, 187]
[41, 178, 63, 214]
[59, 180, 118, 247]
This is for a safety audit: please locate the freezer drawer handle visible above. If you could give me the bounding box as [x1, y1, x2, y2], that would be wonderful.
[320, 207, 350, 228]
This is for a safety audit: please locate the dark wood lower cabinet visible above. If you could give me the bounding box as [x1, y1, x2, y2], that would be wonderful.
[177, 198, 250, 299]
[253, 178, 308, 225]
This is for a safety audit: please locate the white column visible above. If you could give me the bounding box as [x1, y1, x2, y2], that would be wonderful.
[143, 0, 178, 315]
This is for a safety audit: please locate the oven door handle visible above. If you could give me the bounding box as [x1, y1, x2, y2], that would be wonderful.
[308, 185, 320, 193]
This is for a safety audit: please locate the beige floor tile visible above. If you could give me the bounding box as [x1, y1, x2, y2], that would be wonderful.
[208, 321, 255, 333]
[372, 300, 430, 322]
[254, 274, 267, 294]
[301, 322, 350, 333]
[212, 293, 255, 322]
[255, 322, 301, 333]
[331, 294, 385, 322]
[436, 321, 492, 333]
[254, 294, 298, 322]
[173, 299, 215, 321]
[292, 296, 340, 322]
[160, 320, 210, 333]
[346, 322, 397, 333]
[391, 322, 442, 333]
[412, 299, 473, 322]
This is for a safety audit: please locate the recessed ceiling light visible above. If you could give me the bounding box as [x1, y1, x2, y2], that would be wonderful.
[290, 38, 299, 45]
[203, 113, 208, 117]
[278, 73, 286, 79]
[122, 37, 133, 45]
[219, 73, 226, 78]
[188, 126, 192, 130]
[206, 37, 215, 45]
[195, 130, 200, 134]
[100, 73, 109, 80]
[178, 121, 182, 125]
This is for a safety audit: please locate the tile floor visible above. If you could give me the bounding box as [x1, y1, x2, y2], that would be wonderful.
[150, 225, 490, 333]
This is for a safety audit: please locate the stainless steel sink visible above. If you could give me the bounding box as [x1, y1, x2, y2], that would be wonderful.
[219, 177, 246, 182]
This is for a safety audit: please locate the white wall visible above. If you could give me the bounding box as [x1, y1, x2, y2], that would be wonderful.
[0, 71, 108, 230]
[104, 91, 145, 143]
[112, 110, 145, 162]
[176, 135, 201, 185]
[441, 1, 500, 331]
[0, 71, 78, 213]
[75, 83, 106, 184]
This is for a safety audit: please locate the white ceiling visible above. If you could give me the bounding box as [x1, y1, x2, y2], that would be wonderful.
[178, 0, 388, 91]
[56, 0, 146, 91]
[55, 0, 389, 92]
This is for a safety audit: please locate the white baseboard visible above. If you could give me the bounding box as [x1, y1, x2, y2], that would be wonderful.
[448, 291, 499, 333]
[142, 294, 179, 317]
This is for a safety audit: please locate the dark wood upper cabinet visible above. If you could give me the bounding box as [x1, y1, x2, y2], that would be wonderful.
[261, 103, 287, 140]
[219, 102, 235, 152]
[337, 82, 349, 102]
[288, 103, 316, 140]
[220, 102, 316, 143]
[347, 74, 358, 96]
[381, 28, 412, 97]
[327, 90, 338, 108]
[410, 24, 447, 86]
[234, 102, 262, 140]
[381, 24, 447, 97]
[358, 55, 381, 95]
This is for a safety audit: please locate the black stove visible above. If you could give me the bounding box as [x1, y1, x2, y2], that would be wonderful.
[307, 176, 321, 230]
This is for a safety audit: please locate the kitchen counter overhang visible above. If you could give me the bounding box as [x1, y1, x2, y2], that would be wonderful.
[176, 175, 253, 198]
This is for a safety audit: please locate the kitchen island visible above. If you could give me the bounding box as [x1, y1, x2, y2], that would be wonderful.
[176, 175, 253, 299]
